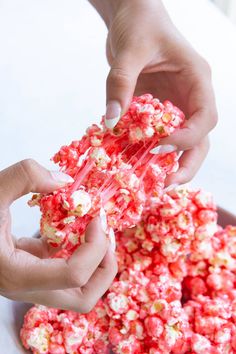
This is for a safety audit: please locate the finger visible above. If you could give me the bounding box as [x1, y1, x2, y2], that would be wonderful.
[80, 245, 118, 311]
[0, 209, 12, 245]
[16, 236, 58, 258]
[105, 50, 148, 129]
[66, 216, 109, 288]
[15, 237, 50, 258]
[4, 246, 118, 313]
[165, 137, 210, 186]
[0, 159, 74, 208]
[217, 207, 236, 228]
[160, 73, 218, 150]
[0, 249, 68, 293]
[1, 217, 108, 292]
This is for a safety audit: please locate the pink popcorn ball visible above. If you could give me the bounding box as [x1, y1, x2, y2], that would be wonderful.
[28, 94, 184, 250]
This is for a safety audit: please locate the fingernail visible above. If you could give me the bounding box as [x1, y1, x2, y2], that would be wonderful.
[108, 228, 116, 253]
[105, 100, 121, 129]
[150, 144, 177, 155]
[177, 151, 183, 159]
[50, 171, 74, 185]
[164, 183, 179, 193]
[100, 207, 107, 233]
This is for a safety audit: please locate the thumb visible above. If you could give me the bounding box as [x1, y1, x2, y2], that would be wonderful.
[105, 51, 144, 129]
[0, 159, 74, 208]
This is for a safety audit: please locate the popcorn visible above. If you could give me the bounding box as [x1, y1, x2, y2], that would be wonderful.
[90, 147, 111, 169]
[191, 334, 212, 353]
[21, 323, 53, 353]
[21, 302, 110, 354]
[107, 293, 129, 315]
[22, 186, 236, 353]
[67, 190, 92, 217]
[21, 94, 236, 354]
[29, 94, 184, 248]
[144, 316, 164, 337]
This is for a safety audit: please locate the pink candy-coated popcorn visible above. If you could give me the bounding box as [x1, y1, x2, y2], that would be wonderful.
[21, 302, 110, 354]
[20, 95, 236, 354]
[22, 184, 236, 354]
[144, 316, 164, 337]
[29, 95, 184, 249]
[21, 188, 217, 353]
[22, 186, 236, 353]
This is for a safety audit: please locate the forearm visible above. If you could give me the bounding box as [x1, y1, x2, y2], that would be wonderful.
[88, 0, 166, 28]
[88, 0, 121, 27]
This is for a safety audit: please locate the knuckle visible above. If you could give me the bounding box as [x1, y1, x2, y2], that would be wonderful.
[107, 68, 131, 89]
[67, 269, 89, 288]
[18, 159, 38, 190]
[19, 158, 38, 175]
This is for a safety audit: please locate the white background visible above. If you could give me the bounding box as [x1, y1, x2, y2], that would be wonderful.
[212, 0, 236, 23]
[0, 0, 236, 351]
[0, 0, 236, 238]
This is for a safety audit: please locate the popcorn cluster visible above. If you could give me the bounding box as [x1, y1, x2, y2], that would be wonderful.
[31, 94, 184, 250]
[20, 95, 236, 353]
[21, 187, 236, 354]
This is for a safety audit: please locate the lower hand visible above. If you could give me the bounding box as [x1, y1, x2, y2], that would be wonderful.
[0, 159, 117, 312]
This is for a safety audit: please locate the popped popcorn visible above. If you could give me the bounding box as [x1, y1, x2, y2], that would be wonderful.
[20, 94, 236, 354]
[30, 94, 184, 249]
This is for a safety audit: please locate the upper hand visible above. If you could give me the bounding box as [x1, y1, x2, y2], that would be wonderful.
[104, 0, 217, 186]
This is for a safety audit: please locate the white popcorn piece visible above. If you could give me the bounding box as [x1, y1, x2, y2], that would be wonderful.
[90, 147, 111, 168]
[70, 190, 92, 216]
[27, 326, 50, 353]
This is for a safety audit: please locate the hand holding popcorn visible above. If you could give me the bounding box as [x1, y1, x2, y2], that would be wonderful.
[89, 0, 217, 186]
[0, 160, 117, 312]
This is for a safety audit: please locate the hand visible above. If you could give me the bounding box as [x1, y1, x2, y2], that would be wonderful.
[92, 0, 218, 186]
[217, 207, 236, 228]
[0, 159, 117, 312]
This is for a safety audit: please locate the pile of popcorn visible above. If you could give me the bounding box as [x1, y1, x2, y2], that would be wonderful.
[20, 95, 236, 353]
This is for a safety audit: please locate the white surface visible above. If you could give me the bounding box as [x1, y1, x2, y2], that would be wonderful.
[0, 0, 236, 351]
[213, 0, 236, 23]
